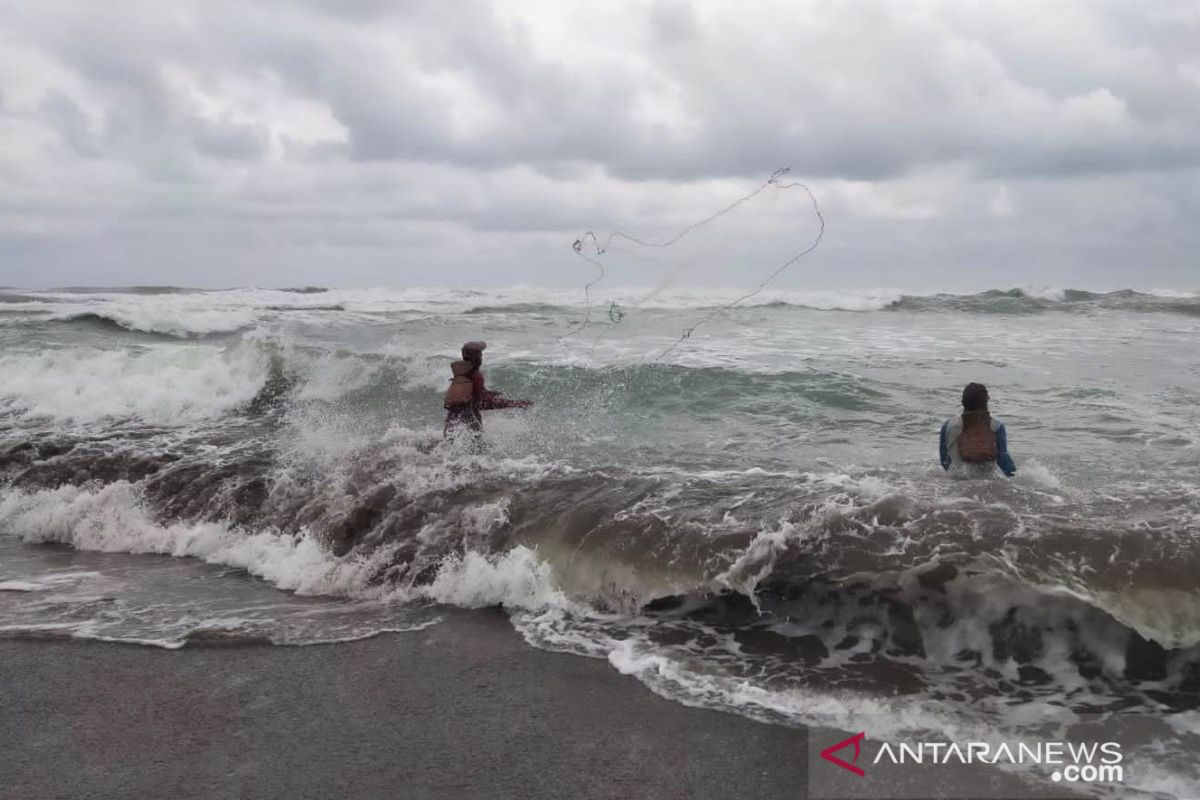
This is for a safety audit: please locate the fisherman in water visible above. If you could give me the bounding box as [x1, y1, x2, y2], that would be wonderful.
[939, 382, 1017, 477]
[444, 341, 531, 437]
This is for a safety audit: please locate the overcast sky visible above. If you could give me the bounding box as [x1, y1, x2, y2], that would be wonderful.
[1, 0, 1198, 291]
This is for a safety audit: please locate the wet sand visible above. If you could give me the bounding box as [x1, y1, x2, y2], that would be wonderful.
[0, 608, 1067, 800]
[1, 608, 811, 800]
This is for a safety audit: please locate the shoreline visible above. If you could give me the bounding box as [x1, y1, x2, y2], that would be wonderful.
[1, 608, 811, 800]
[0, 607, 1081, 800]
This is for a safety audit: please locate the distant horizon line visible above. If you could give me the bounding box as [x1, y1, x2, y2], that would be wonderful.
[3, 283, 1198, 295]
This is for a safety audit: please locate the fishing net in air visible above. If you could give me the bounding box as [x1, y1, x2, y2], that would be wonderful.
[567, 168, 825, 361]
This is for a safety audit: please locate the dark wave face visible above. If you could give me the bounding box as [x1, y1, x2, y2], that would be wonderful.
[1, 286, 1199, 797]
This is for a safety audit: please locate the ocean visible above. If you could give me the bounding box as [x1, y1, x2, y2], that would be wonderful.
[1, 285, 1198, 798]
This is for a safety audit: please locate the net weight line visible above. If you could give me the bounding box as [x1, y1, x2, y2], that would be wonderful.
[568, 167, 825, 361]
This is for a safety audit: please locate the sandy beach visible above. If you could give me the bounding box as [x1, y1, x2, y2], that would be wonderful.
[1, 609, 812, 800]
[1, 606, 1084, 800]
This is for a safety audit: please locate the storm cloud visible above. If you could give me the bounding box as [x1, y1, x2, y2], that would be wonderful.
[1, 0, 1198, 288]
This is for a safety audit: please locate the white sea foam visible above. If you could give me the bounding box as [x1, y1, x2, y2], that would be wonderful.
[0, 344, 268, 424]
[716, 522, 798, 599]
[0, 580, 45, 591]
[0, 480, 585, 654]
[59, 303, 258, 336]
[30, 289, 362, 336]
[1016, 459, 1063, 490]
[423, 547, 571, 610]
[0, 530, 443, 650]
[0, 483, 390, 595]
[0, 482, 568, 613]
[1016, 285, 1068, 302]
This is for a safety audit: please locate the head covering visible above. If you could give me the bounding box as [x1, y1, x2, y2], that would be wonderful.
[461, 341, 487, 360]
[961, 382, 989, 411]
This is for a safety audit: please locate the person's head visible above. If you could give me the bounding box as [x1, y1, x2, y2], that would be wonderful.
[461, 340, 486, 368]
[962, 382, 989, 412]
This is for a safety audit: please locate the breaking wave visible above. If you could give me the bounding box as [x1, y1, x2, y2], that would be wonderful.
[0, 343, 269, 424]
[0, 287, 1198, 343]
[2, 283, 1199, 797]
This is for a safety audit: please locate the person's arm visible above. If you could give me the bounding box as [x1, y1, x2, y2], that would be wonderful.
[474, 372, 531, 410]
[939, 421, 951, 471]
[995, 424, 1017, 477]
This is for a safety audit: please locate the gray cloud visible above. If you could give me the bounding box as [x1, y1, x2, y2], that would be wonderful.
[0, 0, 1198, 288]
[189, 116, 271, 160]
[16, 0, 1199, 180]
[39, 90, 102, 157]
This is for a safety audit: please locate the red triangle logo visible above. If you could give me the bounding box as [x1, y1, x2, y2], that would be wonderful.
[820, 732, 867, 777]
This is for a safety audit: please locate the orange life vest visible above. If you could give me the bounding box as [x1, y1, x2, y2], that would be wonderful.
[444, 361, 475, 409]
[958, 411, 998, 463]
